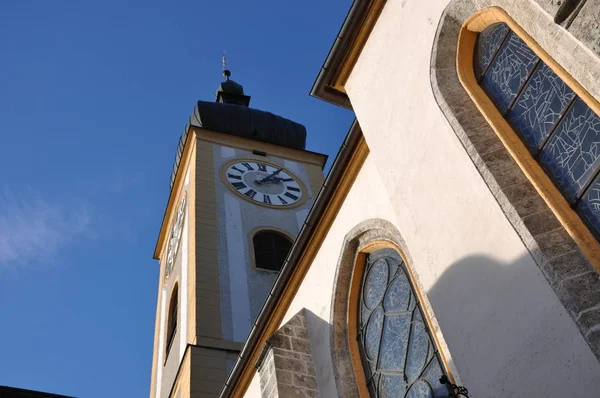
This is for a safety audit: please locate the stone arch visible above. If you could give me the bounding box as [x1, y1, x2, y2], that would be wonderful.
[430, 0, 600, 359]
[329, 218, 455, 396]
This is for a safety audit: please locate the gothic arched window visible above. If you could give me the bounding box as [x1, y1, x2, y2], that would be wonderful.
[475, 22, 600, 242]
[252, 230, 293, 272]
[166, 285, 178, 356]
[358, 248, 451, 397]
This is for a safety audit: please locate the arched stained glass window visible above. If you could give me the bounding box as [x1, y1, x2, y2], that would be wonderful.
[475, 22, 600, 242]
[358, 248, 451, 397]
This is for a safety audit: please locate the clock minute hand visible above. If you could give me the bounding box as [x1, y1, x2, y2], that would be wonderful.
[256, 168, 283, 185]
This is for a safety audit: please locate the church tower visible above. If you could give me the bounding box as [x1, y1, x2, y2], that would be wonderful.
[149, 67, 326, 398]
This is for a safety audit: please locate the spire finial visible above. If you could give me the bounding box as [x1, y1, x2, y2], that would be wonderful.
[222, 50, 231, 81]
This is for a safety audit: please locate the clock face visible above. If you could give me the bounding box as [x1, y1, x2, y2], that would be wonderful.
[165, 192, 186, 279]
[224, 160, 303, 207]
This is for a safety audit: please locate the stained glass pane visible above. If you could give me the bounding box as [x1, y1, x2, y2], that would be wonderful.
[539, 97, 600, 201]
[507, 62, 575, 152]
[379, 375, 407, 398]
[406, 380, 434, 398]
[383, 271, 412, 313]
[576, 175, 600, 240]
[481, 31, 539, 112]
[474, 22, 510, 79]
[363, 258, 389, 309]
[405, 319, 431, 383]
[365, 308, 384, 361]
[378, 313, 411, 371]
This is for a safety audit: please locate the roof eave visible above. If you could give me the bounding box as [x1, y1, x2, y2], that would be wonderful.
[310, 0, 385, 109]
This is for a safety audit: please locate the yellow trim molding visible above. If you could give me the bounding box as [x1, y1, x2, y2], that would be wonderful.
[154, 128, 197, 260]
[457, 6, 600, 273]
[228, 136, 370, 396]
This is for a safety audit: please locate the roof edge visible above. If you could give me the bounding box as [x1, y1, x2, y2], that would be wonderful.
[218, 119, 365, 397]
[310, 0, 386, 109]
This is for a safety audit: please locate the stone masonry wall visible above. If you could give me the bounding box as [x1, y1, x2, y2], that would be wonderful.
[256, 309, 320, 397]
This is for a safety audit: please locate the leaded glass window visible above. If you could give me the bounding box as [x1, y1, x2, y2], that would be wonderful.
[475, 22, 600, 242]
[357, 248, 451, 397]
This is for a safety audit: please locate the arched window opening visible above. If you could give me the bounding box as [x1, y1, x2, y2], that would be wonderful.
[475, 22, 600, 242]
[252, 230, 293, 272]
[166, 285, 178, 357]
[357, 248, 451, 397]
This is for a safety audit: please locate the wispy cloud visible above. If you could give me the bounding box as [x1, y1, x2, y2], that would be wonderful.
[0, 187, 91, 269]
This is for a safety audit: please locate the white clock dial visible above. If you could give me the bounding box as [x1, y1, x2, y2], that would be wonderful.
[224, 160, 303, 207]
[165, 192, 186, 279]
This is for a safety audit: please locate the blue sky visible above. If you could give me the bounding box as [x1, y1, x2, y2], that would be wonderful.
[0, 1, 352, 397]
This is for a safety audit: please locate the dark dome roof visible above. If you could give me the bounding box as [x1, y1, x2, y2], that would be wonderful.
[215, 79, 244, 97]
[169, 101, 307, 188]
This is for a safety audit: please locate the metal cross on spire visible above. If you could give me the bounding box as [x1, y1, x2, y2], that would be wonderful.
[222, 50, 231, 80]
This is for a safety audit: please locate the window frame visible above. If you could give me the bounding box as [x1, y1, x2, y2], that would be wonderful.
[456, 6, 600, 272]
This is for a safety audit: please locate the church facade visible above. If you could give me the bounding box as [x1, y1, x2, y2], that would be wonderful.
[150, 0, 600, 397]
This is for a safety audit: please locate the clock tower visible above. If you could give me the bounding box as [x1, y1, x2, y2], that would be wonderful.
[149, 69, 326, 398]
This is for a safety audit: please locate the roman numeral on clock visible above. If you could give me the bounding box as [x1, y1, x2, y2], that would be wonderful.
[284, 192, 299, 201]
[232, 182, 247, 190]
[277, 195, 288, 205]
[241, 162, 254, 171]
[227, 173, 242, 180]
[257, 163, 267, 172]
[281, 178, 294, 182]
[263, 194, 271, 204]
[287, 186, 300, 192]
[231, 166, 245, 174]
[244, 189, 257, 199]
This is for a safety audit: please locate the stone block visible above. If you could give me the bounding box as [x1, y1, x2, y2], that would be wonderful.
[293, 326, 308, 339]
[291, 337, 312, 354]
[269, 334, 291, 350]
[276, 369, 293, 385]
[522, 209, 562, 236]
[586, 329, 600, 357]
[293, 373, 318, 390]
[536, 230, 578, 261]
[532, 0, 561, 19]
[560, 271, 600, 313]
[274, 355, 307, 374]
[277, 384, 307, 397]
[568, 0, 600, 56]
[578, 306, 600, 331]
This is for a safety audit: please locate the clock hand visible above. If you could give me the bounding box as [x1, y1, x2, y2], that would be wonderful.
[256, 168, 283, 185]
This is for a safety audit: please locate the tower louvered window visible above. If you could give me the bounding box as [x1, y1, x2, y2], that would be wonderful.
[166, 285, 178, 356]
[475, 22, 600, 242]
[253, 230, 293, 272]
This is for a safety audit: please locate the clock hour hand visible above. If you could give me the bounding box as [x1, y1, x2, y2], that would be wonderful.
[255, 168, 283, 185]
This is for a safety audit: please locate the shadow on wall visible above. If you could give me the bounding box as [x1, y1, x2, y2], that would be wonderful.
[301, 253, 597, 397]
[426, 253, 596, 397]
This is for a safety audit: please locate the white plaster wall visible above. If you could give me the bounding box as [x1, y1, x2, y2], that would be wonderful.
[341, 0, 600, 395]
[244, 370, 263, 398]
